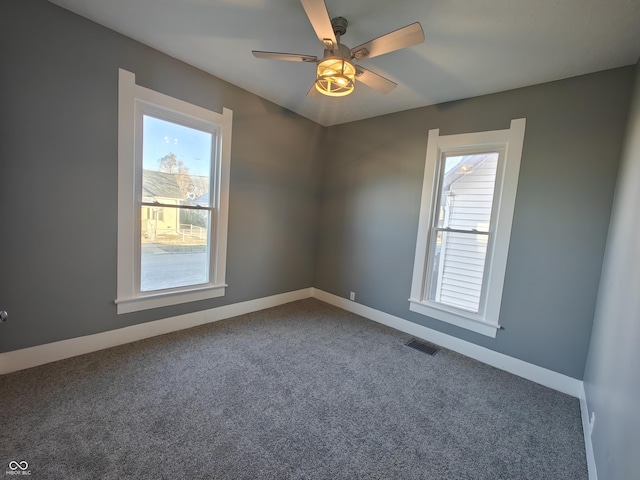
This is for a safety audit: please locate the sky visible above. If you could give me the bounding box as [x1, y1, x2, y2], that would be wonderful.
[142, 115, 213, 177]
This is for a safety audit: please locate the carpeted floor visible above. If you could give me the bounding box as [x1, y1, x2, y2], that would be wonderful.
[0, 299, 587, 479]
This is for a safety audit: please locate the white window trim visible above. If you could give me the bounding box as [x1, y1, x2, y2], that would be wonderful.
[409, 119, 525, 337]
[116, 69, 232, 314]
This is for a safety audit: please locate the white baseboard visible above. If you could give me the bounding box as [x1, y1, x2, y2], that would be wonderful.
[0, 288, 313, 375]
[579, 384, 599, 480]
[311, 288, 583, 398]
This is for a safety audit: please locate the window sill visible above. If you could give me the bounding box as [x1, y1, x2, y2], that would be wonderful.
[116, 284, 227, 314]
[408, 299, 499, 338]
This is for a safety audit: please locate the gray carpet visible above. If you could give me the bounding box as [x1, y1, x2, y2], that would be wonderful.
[0, 299, 587, 479]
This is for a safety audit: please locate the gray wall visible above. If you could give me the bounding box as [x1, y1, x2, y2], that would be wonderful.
[583, 60, 640, 480]
[315, 68, 634, 379]
[0, 0, 323, 352]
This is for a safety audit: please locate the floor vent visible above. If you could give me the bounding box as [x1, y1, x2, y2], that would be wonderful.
[405, 338, 440, 356]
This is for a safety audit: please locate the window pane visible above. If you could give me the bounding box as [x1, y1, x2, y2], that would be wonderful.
[142, 115, 213, 207]
[436, 153, 498, 231]
[428, 231, 488, 313]
[141, 206, 210, 291]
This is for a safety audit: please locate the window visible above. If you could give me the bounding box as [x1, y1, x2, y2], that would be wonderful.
[409, 119, 525, 337]
[116, 69, 232, 314]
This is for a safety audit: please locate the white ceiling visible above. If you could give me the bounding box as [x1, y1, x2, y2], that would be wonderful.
[49, 0, 640, 126]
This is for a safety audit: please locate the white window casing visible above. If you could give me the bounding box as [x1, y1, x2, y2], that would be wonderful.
[409, 119, 526, 337]
[116, 69, 232, 314]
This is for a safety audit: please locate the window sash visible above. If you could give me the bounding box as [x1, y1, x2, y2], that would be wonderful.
[139, 205, 214, 292]
[423, 151, 501, 317]
[134, 105, 219, 295]
[425, 228, 491, 315]
[136, 103, 219, 209]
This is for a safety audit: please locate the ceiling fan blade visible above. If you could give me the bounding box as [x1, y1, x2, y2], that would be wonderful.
[300, 0, 337, 49]
[252, 51, 317, 62]
[351, 22, 424, 60]
[355, 66, 397, 94]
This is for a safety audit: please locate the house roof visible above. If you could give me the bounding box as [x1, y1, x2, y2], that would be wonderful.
[142, 170, 183, 201]
[194, 192, 209, 205]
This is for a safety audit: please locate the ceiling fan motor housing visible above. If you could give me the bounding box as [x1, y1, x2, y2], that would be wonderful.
[331, 16, 348, 37]
[323, 43, 351, 61]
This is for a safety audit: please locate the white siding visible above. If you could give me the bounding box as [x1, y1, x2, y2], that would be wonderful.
[436, 155, 497, 312]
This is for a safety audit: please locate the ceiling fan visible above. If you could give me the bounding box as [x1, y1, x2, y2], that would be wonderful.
[252, 0, 424, 97]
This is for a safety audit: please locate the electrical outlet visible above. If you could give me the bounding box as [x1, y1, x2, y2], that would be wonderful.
[589, 412, 595, 435]
[349, 291, 355, 301]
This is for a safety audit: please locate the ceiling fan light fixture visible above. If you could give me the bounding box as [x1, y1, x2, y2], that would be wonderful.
[315, 56, 356, 97]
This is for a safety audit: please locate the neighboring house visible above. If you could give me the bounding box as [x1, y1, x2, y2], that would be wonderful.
[141, 170, 183, 240]
[193, 191, 209, 205]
